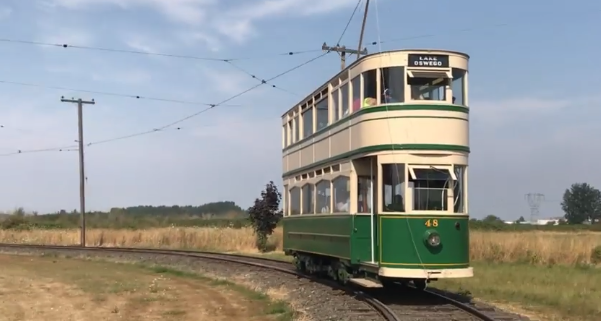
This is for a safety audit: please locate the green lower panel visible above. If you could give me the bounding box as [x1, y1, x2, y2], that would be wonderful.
[282, 214, 375, 263]
[379, 215, 470, 269]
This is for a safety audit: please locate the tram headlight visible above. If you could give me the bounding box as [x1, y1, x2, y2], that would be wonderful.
[423, 231, 441, 247]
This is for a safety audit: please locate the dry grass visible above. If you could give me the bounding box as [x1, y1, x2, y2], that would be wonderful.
[1, 227, 600, 265]
[0, 253, 290, 321]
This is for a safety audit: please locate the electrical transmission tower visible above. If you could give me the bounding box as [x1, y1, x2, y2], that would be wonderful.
[525, 193, 545, 223]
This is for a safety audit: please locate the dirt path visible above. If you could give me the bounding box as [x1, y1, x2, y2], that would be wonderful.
[0, 254, 288, 321]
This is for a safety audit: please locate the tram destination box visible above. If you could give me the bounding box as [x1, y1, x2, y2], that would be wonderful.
[408, 54, 449, 67]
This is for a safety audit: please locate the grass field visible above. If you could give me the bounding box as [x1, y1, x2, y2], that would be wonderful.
[1, 227, 600, 321]
[0, 253, 293, 321]
[1, 226, 600, 266]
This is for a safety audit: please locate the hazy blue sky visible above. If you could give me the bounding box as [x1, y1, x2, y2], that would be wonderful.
[0, 0, 599, 220]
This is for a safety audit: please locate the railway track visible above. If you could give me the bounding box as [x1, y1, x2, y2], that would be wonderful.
[0, 244, 519, 321]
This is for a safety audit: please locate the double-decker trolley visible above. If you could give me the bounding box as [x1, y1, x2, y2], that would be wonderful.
[280, 49, 472, 289]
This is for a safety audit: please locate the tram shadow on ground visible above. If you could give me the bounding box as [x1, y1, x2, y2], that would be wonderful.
[369, 285, 474, 307]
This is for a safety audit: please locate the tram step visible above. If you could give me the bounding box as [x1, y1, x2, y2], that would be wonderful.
[349, 278, 383, 288]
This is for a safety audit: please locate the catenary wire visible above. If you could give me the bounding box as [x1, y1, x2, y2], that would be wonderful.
[0, 1, 373, 157]
[0, 79, 241, 107]
[225, 61, 299, 96]
[0, 52, 330, 157]
[336, 0, 363, 45]
[3, 7, 597, 64]
[0, 38, 322, 61]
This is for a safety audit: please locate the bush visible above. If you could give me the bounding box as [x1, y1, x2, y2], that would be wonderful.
[591, 246, 601, 264]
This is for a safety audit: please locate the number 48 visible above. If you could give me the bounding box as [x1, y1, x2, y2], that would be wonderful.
[425, 219, 439, 227]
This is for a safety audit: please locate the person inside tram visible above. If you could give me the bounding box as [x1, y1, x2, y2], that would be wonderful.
[382, 88, 399, 103]
[453, 96, 456, 104]
[390, 194, 404, 212]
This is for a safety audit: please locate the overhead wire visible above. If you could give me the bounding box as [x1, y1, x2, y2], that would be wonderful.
[336, 0, 363, 46]
[0, 79, 239, 107]
[0, 38, 322, 62]
[0, 51, 331, 157]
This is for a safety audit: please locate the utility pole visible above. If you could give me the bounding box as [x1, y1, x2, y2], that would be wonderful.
[357, 0, 370, 59]
[61, 96, 95, 247]
[322, 43, 368, 70]
[525, 193, 545, 224]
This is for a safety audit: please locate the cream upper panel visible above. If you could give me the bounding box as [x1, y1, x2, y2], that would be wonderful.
[281, 49, 469, 121]
[282, 107, 469, 176]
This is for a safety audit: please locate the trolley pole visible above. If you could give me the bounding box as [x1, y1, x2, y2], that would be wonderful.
[61, 96, 95, 247]
[322, 43, 367, 70]
[357, 0, 370, 59]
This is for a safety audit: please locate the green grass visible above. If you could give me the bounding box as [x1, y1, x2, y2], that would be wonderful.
[436, 262, 601, 321]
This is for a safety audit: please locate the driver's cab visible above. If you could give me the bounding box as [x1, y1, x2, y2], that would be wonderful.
[404, 52, 467, 106]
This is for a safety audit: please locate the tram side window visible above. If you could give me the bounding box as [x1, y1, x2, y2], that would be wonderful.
[316, 180, 331, 213]
[351, 76, 361, 113]
[302, 107, 313, 138]
[283, 185, 288, 215]
[333, 176, 350, 213]
[316, 99, 328, 131]
[453, 166, 466, 213]
[409, 167, 453, 211]
[358, 176, 373, 213]
[301, 183, 314, 214]
[332, 89, 340, 121]
[408, 76, 446, 101]
[293, 117, 299, 143]
[282, 124, 287, 148]
[452, 68, 466, 105]
[363, 70, 377, 107]
[290, 187, 300, 215]
[381, 67, 404, 103]
[340, 83, 349, 118]
[382, 164, 406, 212]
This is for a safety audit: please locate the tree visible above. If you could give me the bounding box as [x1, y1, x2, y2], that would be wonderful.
[247, 181, 283, 252]
[515, 216, 526, 224]
[561, 183, 601, 224]
[483, 215, 503, 223]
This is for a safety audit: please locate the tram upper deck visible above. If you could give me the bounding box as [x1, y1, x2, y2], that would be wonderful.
[281, 49, 470, 178]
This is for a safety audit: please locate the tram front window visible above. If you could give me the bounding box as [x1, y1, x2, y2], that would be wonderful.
[409, 167, 455, 211]
[382, 164, 406, 212]
[408, 76, 446, 101]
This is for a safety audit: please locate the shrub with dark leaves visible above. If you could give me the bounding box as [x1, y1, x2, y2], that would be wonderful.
[247, 181, 283, 252]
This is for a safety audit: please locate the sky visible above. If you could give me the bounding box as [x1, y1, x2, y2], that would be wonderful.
[0, 0, 600, 220]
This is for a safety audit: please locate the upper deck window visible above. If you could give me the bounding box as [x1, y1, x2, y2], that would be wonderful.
[332, 89, 340, 121]
[351, 76, 361, 113]
[293, 116, 299, 142]
[363, 70, 377, 107]
[452, 68, 466, 105]
[340, 83, 349, 118]
[302, 107, 313, 138]
[316, 98, 328, 131]
[381, 67, 404, 104]
[407, 71, 449, 101]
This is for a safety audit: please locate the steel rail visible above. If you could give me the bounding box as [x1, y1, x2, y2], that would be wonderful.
[422, 287, 497, 321]
[0, 243, 401, 321]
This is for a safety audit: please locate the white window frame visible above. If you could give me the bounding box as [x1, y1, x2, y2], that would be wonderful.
[406, 69, 453, 103]
[408, 165, 457, 181]
[407, 165, 456, 214]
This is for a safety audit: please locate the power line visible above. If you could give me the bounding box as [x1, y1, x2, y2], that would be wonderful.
[0, 38, 322, 62]
[0, 79, 244, 107]
[225, 61, 299, 96]
[1, 8, 598, 67]
[336, 0, 363, 46]
[0, 52, 330, 157]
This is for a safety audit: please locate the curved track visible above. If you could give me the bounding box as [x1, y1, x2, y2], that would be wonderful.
[0, 244, 501, 321]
